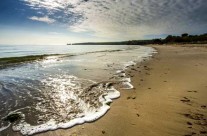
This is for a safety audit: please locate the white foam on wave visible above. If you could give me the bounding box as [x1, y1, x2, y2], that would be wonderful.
[121, 78, 134, 89]
[123, 61, 136, 69]
[0, 123, 11, 132]
[12, 87, 120, 135]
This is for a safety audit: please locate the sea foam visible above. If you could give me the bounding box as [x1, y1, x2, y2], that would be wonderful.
[12, 87, 120, 135]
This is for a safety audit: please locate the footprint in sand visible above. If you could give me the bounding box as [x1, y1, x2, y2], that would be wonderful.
[181, 93, 207, 136]
[102, 130, 106, 134]
[127, 96, 136, 100]
[195, 119, 207, 126]
[131, 68, 137, 71]
[180, 97, 191, 105]
[146, 72, 150, 75]
[183, 112, 207, 132]
[183, 112, 204, 120]
[187, 121, 193, 126]
[184, 132, 196, 136]
[201, 105, 206, 109]
[200, 131, 207, 134]
[187, 90, 198, 93]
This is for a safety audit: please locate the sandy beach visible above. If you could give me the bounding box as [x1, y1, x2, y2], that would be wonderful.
[36, 45, 207, 136]
[1, 0, 207, 135]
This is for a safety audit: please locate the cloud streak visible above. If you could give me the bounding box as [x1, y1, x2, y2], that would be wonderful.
[29, 16, 56, 24]
[23, 0, 207, 40]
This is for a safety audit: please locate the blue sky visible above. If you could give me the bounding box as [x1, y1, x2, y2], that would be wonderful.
[0, 0, 207, 45]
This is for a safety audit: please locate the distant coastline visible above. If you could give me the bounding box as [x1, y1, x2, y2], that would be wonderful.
[71, 33, 207, 45]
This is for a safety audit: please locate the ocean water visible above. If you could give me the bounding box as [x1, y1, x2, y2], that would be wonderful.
[0, 45, 156, 135]
[0, 45, 131, 58]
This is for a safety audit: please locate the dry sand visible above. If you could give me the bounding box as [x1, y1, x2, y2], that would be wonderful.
[39, 45, 207, 136]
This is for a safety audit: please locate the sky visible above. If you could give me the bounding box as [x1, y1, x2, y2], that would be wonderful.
[0, 0, 207, 45]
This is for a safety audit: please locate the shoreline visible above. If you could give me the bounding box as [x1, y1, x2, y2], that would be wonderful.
[38, 45, 207, 136]
[0, 46, 155, 136]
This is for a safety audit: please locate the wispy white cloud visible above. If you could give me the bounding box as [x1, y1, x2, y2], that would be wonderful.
[29, 16, 56, 24]
[23, 0, 207, 40]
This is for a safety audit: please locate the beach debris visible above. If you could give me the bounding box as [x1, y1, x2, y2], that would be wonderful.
[136, 113, 140, 117]
[102, 130, 106, 134]
[3, 113, 22, 123]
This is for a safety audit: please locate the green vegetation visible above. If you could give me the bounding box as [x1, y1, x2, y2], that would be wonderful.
[163, 33, 207, 44]
[73, 33, 207, 45]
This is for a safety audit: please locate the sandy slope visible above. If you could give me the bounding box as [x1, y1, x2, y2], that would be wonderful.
[39, 45, 207, 136]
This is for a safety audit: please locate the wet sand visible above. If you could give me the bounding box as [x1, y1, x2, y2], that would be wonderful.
[38, 45, 207, 136]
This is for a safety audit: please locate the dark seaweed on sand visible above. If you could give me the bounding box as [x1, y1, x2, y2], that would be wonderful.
[0, 54, 60, 69]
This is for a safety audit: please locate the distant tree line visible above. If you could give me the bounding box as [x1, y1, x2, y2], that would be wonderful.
[125, 33, 207, 45]
[161, 33, 207, 44]
[73, 33, 207, 45]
